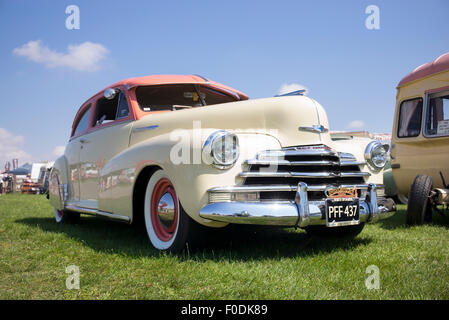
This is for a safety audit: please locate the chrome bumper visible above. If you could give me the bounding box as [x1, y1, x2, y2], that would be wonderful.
[199, 183, 396, 227]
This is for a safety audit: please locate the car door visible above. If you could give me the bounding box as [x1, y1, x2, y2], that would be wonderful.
[66, 103, 93, 203]
[78, 88, 133, 209]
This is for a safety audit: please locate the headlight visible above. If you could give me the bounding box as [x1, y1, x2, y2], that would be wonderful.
[364, 141, 389, 169]
[202, 130, 239, 169]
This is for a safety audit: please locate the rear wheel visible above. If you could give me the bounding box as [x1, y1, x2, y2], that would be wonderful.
[406, 175, 433, 225]
[144, 170, 204, 253]
[305, 223, 365, 238]
[54, 208, 80, 224]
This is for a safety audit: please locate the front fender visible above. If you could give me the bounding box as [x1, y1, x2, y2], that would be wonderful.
[331, 137, 385, 185]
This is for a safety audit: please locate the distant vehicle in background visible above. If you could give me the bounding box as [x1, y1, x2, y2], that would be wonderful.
[39, 162, 54, 194]
[391, 52, 449, 225]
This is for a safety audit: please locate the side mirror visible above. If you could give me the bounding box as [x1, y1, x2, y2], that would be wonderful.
[104, 88, 118, 100]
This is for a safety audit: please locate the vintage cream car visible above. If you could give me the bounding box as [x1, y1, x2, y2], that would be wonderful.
[391, 52, 449, 225]
[49, 75, 395, 252]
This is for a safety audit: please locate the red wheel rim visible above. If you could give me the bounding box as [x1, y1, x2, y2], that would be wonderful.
[150, 178, 179, 241]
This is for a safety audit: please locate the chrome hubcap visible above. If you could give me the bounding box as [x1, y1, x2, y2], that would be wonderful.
[157, 192, 175, 229]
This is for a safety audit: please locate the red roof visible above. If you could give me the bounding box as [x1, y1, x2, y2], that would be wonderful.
[105, 74, 248, 100]
[398, 52, 449, 87]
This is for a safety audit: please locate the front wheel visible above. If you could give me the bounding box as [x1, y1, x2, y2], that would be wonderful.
[144, 170, 204, 253]
[406, 175, 433, 225]
[305, 223, 365, 238]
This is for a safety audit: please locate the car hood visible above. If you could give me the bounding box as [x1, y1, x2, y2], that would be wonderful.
[131, 95, 334, 149]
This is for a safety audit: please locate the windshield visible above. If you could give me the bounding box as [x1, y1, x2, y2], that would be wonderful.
[136, 84, 239, 112]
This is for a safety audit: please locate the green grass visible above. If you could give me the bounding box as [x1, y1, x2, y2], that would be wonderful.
[0, 193, 448, 299]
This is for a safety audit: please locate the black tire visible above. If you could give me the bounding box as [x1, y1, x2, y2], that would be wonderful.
[305, 223, 365, 238]
[406, 175, 433, 225]
[55, 208, 80, 224]
[143, 169, 205, 253]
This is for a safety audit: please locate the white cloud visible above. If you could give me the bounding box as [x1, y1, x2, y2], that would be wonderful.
[13, 40, 109, 71]
[278, 83, 308, 96]
[0, 128, 34, 169]
[52, 146, 66, 158]
[346, 120, 365, 130]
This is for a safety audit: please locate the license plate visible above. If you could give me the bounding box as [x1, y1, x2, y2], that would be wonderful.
[326, 198, 360, 227]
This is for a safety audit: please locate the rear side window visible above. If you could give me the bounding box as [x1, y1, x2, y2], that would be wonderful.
[73, 104, 92, 137]
[425, 91, 449, 137]
[397, 98, 423, 138]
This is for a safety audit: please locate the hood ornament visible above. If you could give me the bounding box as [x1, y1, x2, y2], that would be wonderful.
[298, 125, 328, 133]
[275, 89, 306, 97]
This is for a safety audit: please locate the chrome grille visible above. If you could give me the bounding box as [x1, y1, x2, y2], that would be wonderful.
[241, 145, 368, 201]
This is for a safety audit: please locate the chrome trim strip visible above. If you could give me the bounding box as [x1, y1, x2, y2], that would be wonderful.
[338, 152, 357, 160]
[245, 159, 364, 167]
[132, 125, 159, 132]
[298, 125, 329, 134]
[245, 159, 340, 166]
[257, 148, 338, 158]
[207, 184, 376, 193]
[340, 160, 365, 166]
[239, 171, 371, 178]
[65, 205, 130, 222]
[340, 172, 371, 177]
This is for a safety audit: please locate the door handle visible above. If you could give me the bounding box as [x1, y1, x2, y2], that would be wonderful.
[80, 139, 89, 144]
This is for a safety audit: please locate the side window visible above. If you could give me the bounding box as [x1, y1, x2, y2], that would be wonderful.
[116, 92, 130, 119]
[73, 104, 92, 136]
[397, 98, 423, 138]
[425, 91, 449, 137]
[93, 95, 119, 127]
[93, 91, 130, 126]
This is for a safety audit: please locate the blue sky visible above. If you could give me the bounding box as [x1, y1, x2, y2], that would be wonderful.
[0, 0, 448, 166]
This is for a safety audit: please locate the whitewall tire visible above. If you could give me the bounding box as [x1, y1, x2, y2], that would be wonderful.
[54, 208, 80, 224]
[144, 169, 203, 253]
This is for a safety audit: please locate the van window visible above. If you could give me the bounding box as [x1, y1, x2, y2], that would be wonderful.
[397, 98, 423, 138]
[425, 91, 449, 137]
[73, 104, 92, 136]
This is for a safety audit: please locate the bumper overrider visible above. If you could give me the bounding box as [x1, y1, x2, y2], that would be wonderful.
[199, 183, 396, 227]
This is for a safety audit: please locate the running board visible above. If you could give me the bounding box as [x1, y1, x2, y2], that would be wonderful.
[65, 205, 131, 223]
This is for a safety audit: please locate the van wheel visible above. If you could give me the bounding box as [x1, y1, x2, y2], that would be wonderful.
[406, 175, 433, 225]
[305, 223, 365, 238]
[54, 208, 80, 224]
[144, 170, 203, 253]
